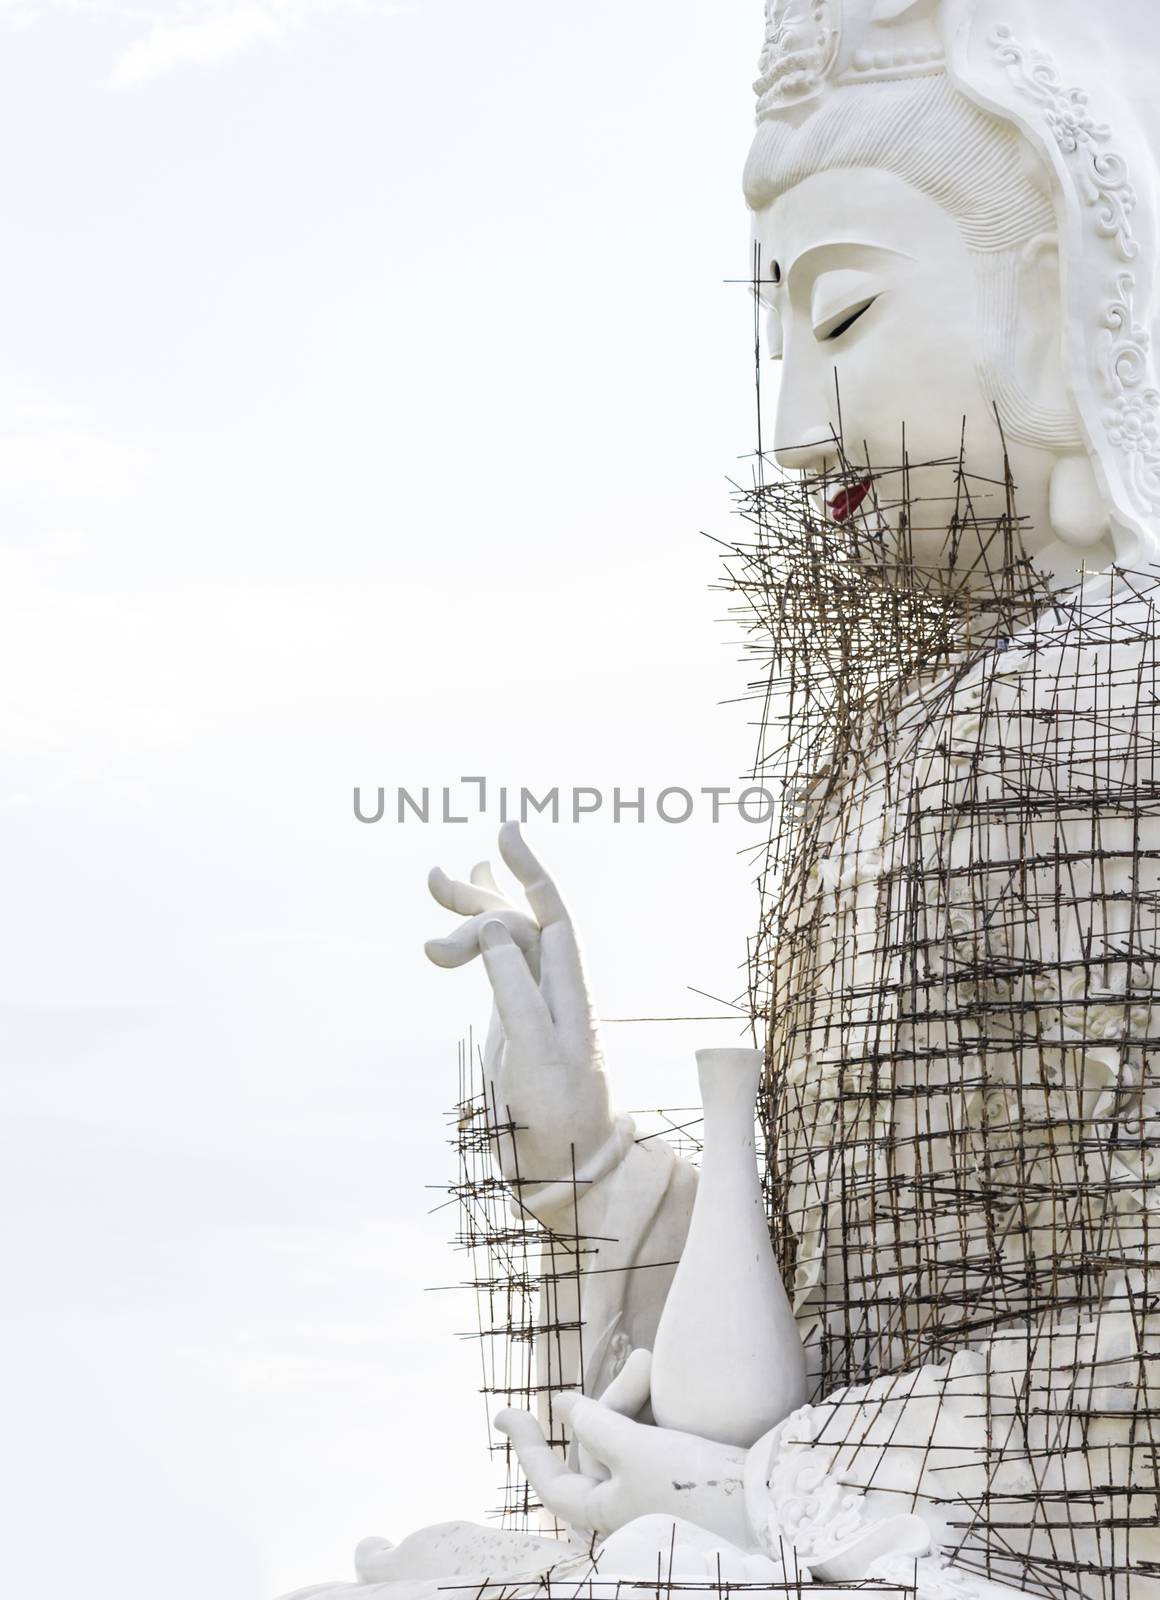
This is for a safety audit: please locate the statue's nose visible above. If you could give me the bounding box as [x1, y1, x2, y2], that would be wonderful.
[772, 427, 840, 475]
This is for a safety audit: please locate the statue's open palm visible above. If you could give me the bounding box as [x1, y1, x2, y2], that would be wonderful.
[495, 1350, 751, 1547]
[426, 823, 627, 1211]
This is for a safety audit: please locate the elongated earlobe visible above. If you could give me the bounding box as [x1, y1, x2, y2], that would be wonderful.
[1049, 453, 1111, 548]
[976, 238, 1082, 452]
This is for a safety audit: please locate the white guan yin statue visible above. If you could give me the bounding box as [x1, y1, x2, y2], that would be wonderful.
[284, 1, 1160, 1597]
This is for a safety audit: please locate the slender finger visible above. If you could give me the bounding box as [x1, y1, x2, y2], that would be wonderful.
[424, 909, 538, 969]
[493, 1408, 567, 1479]
[498, 824, 592, 1046]
[494, 1409, 604, 1530]
[597, 1348, 652, 1418]
[577, 1348, 651, 1479]
[540, 1472, 612, 1534]
[470, 860, 502, 896]
[555, 1391, 641, 1474]
[479, 921, 556, 1059]
[540, 924, 594, 1053]
[497, 822, 567, 926]
[481, 1005, 503, 1082]
[428, 865, 509, 918]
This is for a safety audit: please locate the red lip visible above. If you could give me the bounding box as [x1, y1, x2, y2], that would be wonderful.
[827, 476, 873, 523]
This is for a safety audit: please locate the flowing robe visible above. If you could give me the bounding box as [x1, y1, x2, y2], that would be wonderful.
[749, 570, 1160, 1598]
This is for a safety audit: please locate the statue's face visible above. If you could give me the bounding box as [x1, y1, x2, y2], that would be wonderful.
[755, 167, 1069, 581]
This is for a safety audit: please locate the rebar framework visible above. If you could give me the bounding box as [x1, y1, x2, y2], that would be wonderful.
[446, 1035, 710, 1529]
[723, 451, 1160, 1599]
[445, 443, 1160, 1597]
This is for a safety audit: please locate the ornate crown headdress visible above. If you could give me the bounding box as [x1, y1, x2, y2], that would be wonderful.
[755, 0, 945, 120]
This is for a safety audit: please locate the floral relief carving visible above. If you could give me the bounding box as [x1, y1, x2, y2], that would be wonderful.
[766, 1433, 870, 1562]
[990, 24, 1160, 512]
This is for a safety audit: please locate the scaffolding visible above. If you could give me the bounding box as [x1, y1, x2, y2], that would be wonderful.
[444, 433, 1160, 1596]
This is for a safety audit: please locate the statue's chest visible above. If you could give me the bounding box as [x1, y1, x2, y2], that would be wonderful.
[771, 619, 1160, 1078]
[768, 661, 990, 1097]
[766, 607, 1160, 1364]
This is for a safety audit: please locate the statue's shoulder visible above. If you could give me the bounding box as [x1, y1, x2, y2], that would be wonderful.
[977, 565, 1160, 707]
[1030, 563, 1160, 643]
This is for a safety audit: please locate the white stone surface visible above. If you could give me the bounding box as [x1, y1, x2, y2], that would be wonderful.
[649, 1048, 805, 1445]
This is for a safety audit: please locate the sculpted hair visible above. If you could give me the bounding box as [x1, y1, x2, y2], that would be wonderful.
[743, 74, 1055, 253]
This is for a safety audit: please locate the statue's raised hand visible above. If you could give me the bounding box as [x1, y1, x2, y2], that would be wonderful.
[425, 823, 633, 1218]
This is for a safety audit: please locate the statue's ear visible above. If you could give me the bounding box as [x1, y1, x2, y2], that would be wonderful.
[1014, 232, 1070, 415]
[1015, 231, 1110, 550]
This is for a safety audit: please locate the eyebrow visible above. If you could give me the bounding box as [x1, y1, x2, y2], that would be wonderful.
[783, 240, 916, 294]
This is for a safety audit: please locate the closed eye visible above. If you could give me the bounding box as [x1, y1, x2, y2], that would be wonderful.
[816, 295, 879, 342]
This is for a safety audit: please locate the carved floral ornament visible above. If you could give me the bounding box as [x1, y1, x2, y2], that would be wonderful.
[987, 23, 1160, 516]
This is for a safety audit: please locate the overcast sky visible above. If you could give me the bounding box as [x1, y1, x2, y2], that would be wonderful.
[0, 3, 772, 1596]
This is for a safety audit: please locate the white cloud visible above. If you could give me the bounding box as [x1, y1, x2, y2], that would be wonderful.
[109, 4, 283, 87]
[0, 383, 154, 518]
[107, 0, 397, 90]
[0, 0, 399, 86]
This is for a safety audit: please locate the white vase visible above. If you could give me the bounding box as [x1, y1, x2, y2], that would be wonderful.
[649, 1047, 807, 1447]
